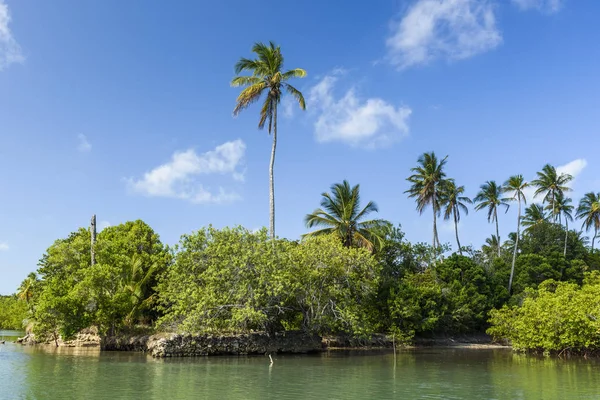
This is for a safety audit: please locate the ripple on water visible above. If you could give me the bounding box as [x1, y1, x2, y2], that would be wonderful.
[0, 347, 600, 399]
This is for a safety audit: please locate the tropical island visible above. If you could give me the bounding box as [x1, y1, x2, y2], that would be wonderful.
[1, 42, 599, 358]
[2, 159, 599, 356]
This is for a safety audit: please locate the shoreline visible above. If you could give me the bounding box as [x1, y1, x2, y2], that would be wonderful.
[15, 331, 509, 357]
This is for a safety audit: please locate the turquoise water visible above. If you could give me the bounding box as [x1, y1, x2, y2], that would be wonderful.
[1, 330, 600, 399]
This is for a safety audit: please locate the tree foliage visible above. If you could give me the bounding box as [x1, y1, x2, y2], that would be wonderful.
[488, 274, 600, 354]
[157, 227, 380, 337]
[31, 220, 170, 340]
[0, 295, 27, 330]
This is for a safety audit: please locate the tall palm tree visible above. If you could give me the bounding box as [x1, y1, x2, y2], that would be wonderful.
[576, 192, 600, 252]
[440, 181, 472, 255]
[474, 181, 510, 257]
[531, 164, 573, 222]
[551, 192, 574, 257]
[521, 203, 548, 231]
[405, 152, 448, 249]
[304, 180, 390, 251]
[232, 42, 307, 240]
[502, 175, 528, 293]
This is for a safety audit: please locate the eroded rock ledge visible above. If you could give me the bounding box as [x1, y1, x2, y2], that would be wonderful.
[102, 331, 322, 357]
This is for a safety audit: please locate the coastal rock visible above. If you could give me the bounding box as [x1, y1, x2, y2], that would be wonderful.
[16, 333, 38, 345]
[16, 327, 101, 347]
[146, 331, 322, 358]
[101, 334, 150, 351]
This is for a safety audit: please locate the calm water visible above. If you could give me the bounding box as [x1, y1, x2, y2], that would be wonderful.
[1, 330, 600, 399]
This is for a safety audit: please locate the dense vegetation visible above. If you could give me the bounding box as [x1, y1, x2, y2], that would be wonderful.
[1, 151, 599, 354]
[0, 295, 27, 330]
[488, 273, 600, 355]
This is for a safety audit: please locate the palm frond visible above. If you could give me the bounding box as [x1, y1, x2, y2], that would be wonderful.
[283, 68, 307, 80]
[231, 76, 263, 87]
[233, 82, 266, 115]
[284, 83, 306, 110]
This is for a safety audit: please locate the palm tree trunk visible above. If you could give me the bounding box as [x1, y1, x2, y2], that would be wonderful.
[453, 209, 462, 255]
[269, 103, 277, 240]
[90, 214, 97, 266]
[563, 219, 568, 258]
[551, 191, 555, 222]
[432, 195, 437, 249]
[495, 208, 500, 257]
[593, 228, 597, 253]
[508, 199, 521, 294]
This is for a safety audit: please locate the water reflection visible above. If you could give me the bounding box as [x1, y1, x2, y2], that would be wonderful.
[1, 344, 600, 399]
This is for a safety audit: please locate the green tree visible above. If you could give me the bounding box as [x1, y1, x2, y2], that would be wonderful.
[549, 192, 574, 257]
[488, 276, 600, 354]
[0, 295, 27, 330]
[503, 232, 518, 256]
[157, 227, 380, 336]
[388, 254, 491, 342]
[503, 175, 528, 293]
[122, 256, 159, 327]
[440, 181, 472, 255]
[482, 235, 501, 261]
[576, 192, 600, 252]
[17, 272, 38, 308]
[521, 203, 548, 231]
[531, 164, 573, 222]
[519, 221, 587, 262]
[474, 181, 510, 257]
[31, 220, 170, 339]
[304, 180, 390, 251]
[33, 228, 93, 342]
[231, 42, 307, 240]
[405, 152, 448, 250]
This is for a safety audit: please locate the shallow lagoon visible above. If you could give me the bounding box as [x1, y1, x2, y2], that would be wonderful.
[1, 330, 600, 399]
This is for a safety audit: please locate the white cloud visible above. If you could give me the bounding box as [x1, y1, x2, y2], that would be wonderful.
[523, 158, 587, 203]
[0, 0, 23, 70]
[98, 220, 111, 231]
[386, 0, 502, 69]
[77, 134, 92, 152]
[556, 158, 587, 180]
[0, 242, 8, 251]
[127, 139, 245, 204]
[308, 73, 412, 148]
[511, 0, 564, 13]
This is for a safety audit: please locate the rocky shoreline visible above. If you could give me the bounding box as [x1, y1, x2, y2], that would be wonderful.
[16, 331, 506, 357]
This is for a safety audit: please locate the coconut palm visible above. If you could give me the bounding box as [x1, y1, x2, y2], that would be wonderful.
[304, 180, 390, 251]
[405, 152, 448, 249]
[122, 255, 158, 327]
[232, 42, 307, 240]
[531, 164, 573, 222]
[503, 232, 518, 255]
[440, 181, 472, 255]
[576, 192, 600, 252]
[474, 181, 510, 257]
[482, 235, 501, 261]
[502, 175, 528, 293]
[521, 204, 548, 231]
[17, 272, 38, 304]
[550, 192, 574, 257]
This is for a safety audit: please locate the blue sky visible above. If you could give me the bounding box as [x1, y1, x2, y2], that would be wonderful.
[1, 0, 599, 294]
